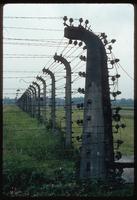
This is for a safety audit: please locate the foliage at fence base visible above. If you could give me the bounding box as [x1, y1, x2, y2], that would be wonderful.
[3, 145, 134, 197]
[3, 168, 134, 197]
[3, 105, 134, 197]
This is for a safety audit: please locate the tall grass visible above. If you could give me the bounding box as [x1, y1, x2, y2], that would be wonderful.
[3, 105, 134, 197]
[3, 105, 75, 196]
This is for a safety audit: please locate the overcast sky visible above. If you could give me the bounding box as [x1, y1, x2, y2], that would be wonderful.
[3, 3, 134, 100]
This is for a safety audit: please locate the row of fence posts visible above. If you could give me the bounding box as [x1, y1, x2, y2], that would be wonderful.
[17, 17, 128, 180]
[17, 53, 73, 148]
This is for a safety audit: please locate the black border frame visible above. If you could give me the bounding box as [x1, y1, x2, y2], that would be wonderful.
[0, 1, 136, 199]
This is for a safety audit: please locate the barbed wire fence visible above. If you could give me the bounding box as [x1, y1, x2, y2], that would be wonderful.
[3, 16, 134, 180]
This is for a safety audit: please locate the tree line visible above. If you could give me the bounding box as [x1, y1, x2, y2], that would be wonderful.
[3, 97, 134, 107]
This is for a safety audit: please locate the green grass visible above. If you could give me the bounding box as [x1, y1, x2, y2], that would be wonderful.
[46, 106, 134, 155]
[3, 105, 75, 196]
[3, 105, 134, 197]
[113, 108, 134, 155]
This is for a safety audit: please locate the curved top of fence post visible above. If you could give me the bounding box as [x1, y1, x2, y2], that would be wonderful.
[42, 68, 55, 82]
[32, 81, 40, 91]
[53, 53, 71, 74]
[36, 76, 46, 86]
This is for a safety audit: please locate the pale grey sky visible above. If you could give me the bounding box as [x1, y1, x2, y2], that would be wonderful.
[3, 3, 134, 100]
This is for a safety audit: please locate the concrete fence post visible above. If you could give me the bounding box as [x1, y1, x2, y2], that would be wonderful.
[28, 86, 35, 118]
[36, 76, 47, 123]
[42, 68, 56, 132]
[32, 82, 41, 122]
[54, 53, 72, 148]
[30, 85, 37, 118]
[64, 19, 114, 180]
